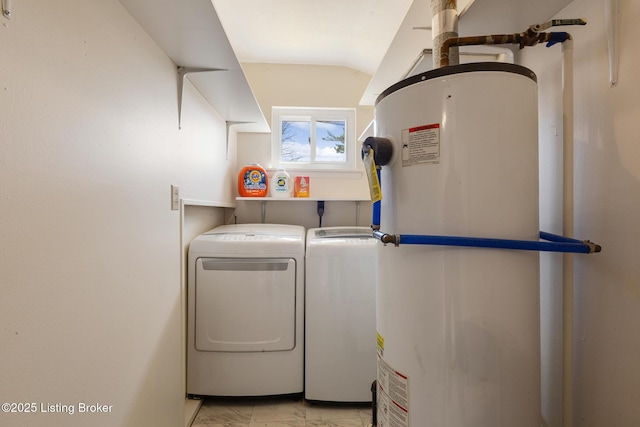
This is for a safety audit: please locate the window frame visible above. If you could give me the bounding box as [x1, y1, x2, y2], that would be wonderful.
[271, 107, 357, 171]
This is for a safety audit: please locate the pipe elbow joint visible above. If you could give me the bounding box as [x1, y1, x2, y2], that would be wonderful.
[373, 231, 400, 246]
[584, 241, 602, 253]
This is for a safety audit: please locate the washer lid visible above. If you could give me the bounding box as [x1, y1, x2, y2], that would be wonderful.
[308, 226, 373, 239]
[306, 227, 377, 253]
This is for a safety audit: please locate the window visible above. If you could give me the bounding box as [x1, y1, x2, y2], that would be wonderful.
[272, 107, 356, 171]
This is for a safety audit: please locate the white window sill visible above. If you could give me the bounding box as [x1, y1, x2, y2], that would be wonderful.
[236, 196, 370, 202]
[265, 168, 363, 180]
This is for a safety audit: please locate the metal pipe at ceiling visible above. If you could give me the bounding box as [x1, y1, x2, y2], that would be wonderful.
[431, 0, 459, 68]
[561, 36, 575, 427]
[438, 32, 566, 67]
[438, 19, 586, 68]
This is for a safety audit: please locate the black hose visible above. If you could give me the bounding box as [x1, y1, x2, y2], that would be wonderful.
[317, 201, 324, 228]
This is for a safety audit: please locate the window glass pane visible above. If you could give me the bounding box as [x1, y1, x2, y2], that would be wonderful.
[281, 120, 310, 162]
[272, 107, 355, 170]
[315, 120, 346, 162]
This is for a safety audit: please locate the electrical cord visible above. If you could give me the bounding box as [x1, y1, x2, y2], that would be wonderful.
[317, 201, 325, 228]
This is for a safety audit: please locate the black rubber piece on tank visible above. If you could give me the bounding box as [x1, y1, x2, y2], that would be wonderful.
[375, 62, 537, 106]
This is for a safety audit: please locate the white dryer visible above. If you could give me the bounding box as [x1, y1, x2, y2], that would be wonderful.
[305, 227, 377, 402]
[187, 223, 306, 396]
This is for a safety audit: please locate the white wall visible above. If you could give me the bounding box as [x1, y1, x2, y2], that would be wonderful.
[521, 0, 640, 425]
[0, 1, 234, 426]
[234, 63, 374, 227]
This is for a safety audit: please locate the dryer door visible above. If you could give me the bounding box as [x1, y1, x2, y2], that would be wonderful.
[195, 257, 296, 352]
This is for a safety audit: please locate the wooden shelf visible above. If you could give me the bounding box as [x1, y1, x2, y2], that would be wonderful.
[183, 199, 236, 208]
[236, 197, 371, 202]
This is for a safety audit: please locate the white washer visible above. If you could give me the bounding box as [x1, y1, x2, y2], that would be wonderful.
[305, 226, 377, 402]
[187, 223, 306, 396]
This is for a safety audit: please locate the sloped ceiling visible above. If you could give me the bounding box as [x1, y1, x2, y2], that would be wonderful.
[212, 0, 414, 75]
[213, 0, 575, 103]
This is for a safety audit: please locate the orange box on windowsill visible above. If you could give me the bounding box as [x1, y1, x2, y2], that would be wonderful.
[294, 176, 309, 198]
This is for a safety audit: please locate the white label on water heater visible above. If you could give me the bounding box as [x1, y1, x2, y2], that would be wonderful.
[378, 352, 410, 427]
[401, 123, 440, 167]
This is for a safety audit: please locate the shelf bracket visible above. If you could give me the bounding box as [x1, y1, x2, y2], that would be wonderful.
[605, 0, 620, 87]
[177, 66, 227, 129]
[2, 0, 12, 20]
[226, 121, 253, 160]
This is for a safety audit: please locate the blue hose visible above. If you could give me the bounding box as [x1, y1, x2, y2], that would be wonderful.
[373, 231, 601, 254]
[367, 161, 599, 254]
[539, 231, 583, 244]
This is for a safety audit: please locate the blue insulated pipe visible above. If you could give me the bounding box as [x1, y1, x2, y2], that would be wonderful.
[362, 137, 392, 231]
[539, 231, 583, 244]
[372, 230, 601, 254]
[364, 138, 600, 254]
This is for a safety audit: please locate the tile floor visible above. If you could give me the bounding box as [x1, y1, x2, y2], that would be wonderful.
[191, 394, 373, 427]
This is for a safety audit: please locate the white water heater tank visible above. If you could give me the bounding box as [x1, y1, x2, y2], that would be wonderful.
[374, 63, 541, 427]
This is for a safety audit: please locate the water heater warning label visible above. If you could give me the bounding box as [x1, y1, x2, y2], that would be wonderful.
[377, 353, 409, 427]
[401, 123, 440, 167]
